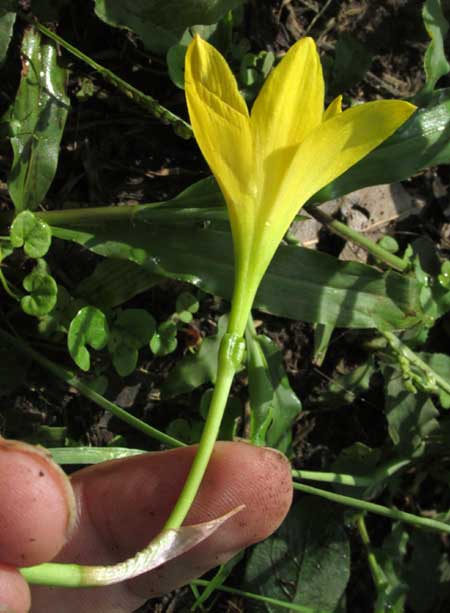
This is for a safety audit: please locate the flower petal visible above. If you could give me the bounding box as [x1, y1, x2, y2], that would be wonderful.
[249, 99, 416, 285]
[323, 95, 342, 120]
[185, 36, 255, 217]
[283, 100, 417, 212]
[249, 37, 324, 252]
[251, 37, 324, 155]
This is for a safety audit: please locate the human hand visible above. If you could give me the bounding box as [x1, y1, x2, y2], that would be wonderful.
[0, 439, 292, 612]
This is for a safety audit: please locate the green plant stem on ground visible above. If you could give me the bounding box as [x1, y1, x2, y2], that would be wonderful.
[292, 457, 410, 487]
[0, 328, 184, 448]
[20, 14, 192, 139]
[191, 579, 330, 613]
[304, 203, 409, 272]
[293, 481, 450, 534]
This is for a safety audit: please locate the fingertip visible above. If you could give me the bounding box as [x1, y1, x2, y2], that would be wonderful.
[0, 439, 77, 566]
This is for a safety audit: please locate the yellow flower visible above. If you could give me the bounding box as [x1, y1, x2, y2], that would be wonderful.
[185, 35, 416, 336]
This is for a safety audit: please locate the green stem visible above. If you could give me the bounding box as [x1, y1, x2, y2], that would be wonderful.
[356, 515, 387, 590]
[191, 579, 329, 613]
[304, 203, 408, 272]
[383, 330, 450, 397]
[293, 482, 450, 534]
[162, 267, 251, 530]
[292, 458, 411, 488]
[0, 267, 21, 300]
[20, 14, 192, 139]
[162, 330, 245, 530]
[0, 328, 184, 448]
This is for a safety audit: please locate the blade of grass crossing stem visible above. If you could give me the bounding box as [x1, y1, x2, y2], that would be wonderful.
[191, 579, 332, 613]
[0, 328, 185, 448]
[293, 482, 450, 535]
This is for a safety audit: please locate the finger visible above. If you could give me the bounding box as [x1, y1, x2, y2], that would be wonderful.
[0, 439, 76, 567]
[0, 564, 31, 613]
[31, 442, 292, 612]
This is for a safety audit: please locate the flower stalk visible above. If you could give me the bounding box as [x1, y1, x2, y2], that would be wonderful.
[17, 34, 416, 588]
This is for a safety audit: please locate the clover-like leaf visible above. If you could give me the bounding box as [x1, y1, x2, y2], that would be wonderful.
[21, 268, 57, 317]
[175, 291, 199, 324]
[150, 320, 178, 356]
[68, 306, 109, 372]
[113, 309, 156, 349]
[107, 309, 156, 376]
[10, 211, 52, 258]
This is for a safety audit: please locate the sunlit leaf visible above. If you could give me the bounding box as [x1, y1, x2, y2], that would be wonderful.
[21, 268, 57, 317]
[246, 328, 302, 454]
[50, 222, 421, 331]
[7, 27, 69, 211]
[10, 210, 51, 258]
[67, 306, 109, 371]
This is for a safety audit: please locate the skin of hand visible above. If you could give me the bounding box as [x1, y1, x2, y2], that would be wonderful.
[0, 438, 293, 613]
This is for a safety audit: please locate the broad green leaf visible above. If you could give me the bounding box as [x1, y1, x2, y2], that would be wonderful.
[0, 10, 15, 65]
[309, 357, 376, 410]
[314, 90, 450, 203]
[167, 44, 187, 89]
[417, 0, 450, 103]
[68, 306, 109, 371]
[10, 210, 51, 258]
[329, 33, 372, 97]
[244, 498, 350, 612]
[150, 320, 178, 356]
[246, 329, 302, 455]
[94, 0, 243, 54]
[406, 530, 450, 613]
[21, 268, 57, 316]
[75, 259, 159, 309]
[7, 27, 69, 211]
[372, 523, 409, 613]
[50, 221, 421, 330]
[383, 366, 440, 457]
[162, 315, 228, 398]
[112, 309, 156, 350]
